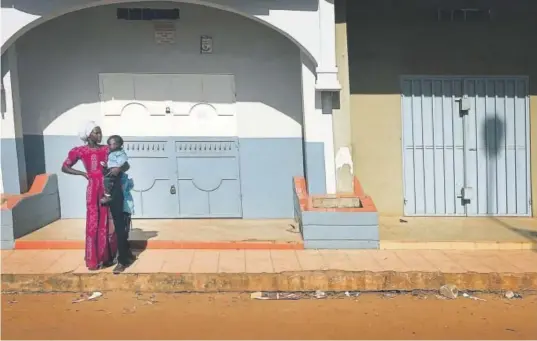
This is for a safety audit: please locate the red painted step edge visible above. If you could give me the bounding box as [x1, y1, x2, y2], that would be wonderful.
[14, 240, 304, 250]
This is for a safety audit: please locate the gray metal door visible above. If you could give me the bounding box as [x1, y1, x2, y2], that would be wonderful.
[464, 78, 532, 216]
[174, 138, 243, 218]
[402, 77, 531, 216]
[123, 137, 243, 218]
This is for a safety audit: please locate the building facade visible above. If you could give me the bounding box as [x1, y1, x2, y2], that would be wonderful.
[341, 0, 536, 217]
[1, 0, 342, 219]
[3, 0, 533, 249]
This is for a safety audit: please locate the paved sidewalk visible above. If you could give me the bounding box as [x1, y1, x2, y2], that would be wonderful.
[2, 249, 536, 293]
[2, 249, 537, 274]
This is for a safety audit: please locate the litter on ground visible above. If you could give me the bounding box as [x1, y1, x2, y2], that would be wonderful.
[462, 293, 486, 302]
[72, 292, 103, 304]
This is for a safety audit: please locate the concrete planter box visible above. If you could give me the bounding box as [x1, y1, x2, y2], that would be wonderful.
[301, 211, 379, 249]
[293, 176, 380, 250]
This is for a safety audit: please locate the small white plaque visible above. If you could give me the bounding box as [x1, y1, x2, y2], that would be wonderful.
[200, 35, 213, 54]
[154, 22, 176, 44]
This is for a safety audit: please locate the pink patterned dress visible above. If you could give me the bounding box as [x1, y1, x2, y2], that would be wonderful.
[63, 145, 117, 269]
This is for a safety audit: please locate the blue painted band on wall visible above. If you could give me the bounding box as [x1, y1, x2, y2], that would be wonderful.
[23, 134, 46, 189]
[17, 135, 327, 219]
[240, 138, 324, 218]
[1, 137, 27, 194]
[15, 136, 28, 193]
[304, 142, 326, 195]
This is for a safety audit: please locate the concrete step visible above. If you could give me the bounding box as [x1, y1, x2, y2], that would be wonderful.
[380, 240, 537, 250]
[14, 239, 304, 250]
[2, 250, 536, 293]
[3, 270, 536, 293]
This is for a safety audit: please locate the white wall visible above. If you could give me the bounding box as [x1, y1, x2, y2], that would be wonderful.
[1, 45, 27, 194]
[16, 2, 303, 139]
[2, 0, 321, 63]
[301, 52, 336, 194]
[1, 48, 22, 140]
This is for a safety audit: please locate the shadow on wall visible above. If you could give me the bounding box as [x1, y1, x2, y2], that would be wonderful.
[344, 0, 537, 95]
[9, 2, 311, 189]
[483, 116, 504, 215]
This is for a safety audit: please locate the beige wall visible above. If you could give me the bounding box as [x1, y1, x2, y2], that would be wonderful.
[345, 0, 537, 216]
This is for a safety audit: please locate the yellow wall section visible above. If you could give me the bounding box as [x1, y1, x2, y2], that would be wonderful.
[345, 0, 537, 216]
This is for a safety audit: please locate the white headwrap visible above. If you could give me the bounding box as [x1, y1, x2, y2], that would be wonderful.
[78, 121, 98, 142]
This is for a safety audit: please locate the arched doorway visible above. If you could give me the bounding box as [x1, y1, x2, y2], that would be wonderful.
[7, 1, 311, 219]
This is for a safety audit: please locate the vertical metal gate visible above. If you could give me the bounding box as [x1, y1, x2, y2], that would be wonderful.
[401, 77, 531, 216]
[123, 137, 243, 218]
[174, 138, 243, 218]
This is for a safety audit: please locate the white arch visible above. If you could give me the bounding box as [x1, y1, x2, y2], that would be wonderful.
[1, 0, 318, 65]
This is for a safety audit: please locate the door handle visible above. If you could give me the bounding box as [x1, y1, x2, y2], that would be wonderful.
[170, 185, 176, 195]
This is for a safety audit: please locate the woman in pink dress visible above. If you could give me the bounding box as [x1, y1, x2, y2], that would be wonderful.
[62, 122, 133, 271]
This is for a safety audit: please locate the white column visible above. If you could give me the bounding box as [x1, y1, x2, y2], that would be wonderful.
[316, 0, 340, 92]
[301, 0, 339, 195]
[1, 44, 27, 194]
[301, 53, 336, 195]
[333, 0, 355, 193]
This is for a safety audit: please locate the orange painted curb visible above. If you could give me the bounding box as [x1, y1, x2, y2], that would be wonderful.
[14, 240, 85, 250]
[14, 240, 305, 251]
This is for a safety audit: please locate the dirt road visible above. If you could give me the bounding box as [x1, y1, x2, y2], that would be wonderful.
[2, 292, 536, 340]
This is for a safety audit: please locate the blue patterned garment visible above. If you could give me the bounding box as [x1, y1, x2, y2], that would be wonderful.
[108, 149, 128, 168]
[120, 173, 135, 215]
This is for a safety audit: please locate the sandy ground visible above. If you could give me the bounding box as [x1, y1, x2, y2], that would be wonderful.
[2, 292, 536, 340]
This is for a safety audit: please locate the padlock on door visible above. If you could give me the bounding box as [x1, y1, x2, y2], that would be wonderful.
[461, 187, 473, 201]
[459, 95, 471, 113]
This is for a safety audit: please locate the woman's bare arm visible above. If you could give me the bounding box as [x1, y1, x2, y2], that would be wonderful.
[62, 165, 88, 179]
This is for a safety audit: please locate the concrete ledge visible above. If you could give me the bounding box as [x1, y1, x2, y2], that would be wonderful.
[14, 240, 304, 250]
[2, 271, 536, 293]
[304, 240, 379, 249]
[1, 174, 61, 249]
[380, 240, 537, 251]
[294, 176, 380, 249]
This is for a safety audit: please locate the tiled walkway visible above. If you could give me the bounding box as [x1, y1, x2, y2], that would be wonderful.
[2, 249, 536, 275]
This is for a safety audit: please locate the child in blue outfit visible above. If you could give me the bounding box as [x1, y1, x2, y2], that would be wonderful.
[100, 135, 129, 205]
[121, 174, 135, 239]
